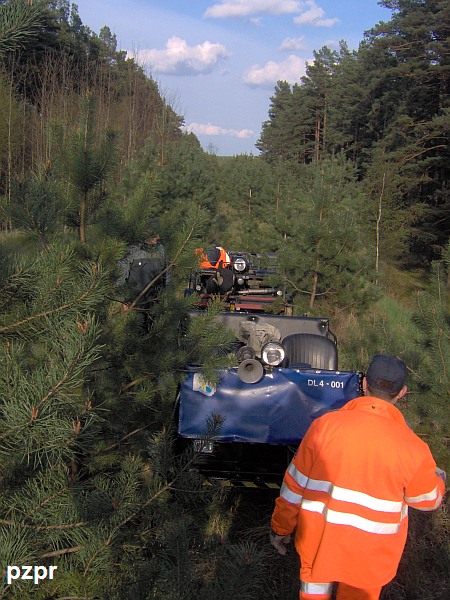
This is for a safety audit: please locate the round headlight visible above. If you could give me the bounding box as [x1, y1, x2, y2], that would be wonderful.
[233, 257, 246, 272]
[261, 342, 285, 366]
[237, 345, 256, 362]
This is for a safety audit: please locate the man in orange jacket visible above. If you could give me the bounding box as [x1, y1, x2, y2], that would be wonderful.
[270, 354, 446, 600]
[195, 246, 230, 269]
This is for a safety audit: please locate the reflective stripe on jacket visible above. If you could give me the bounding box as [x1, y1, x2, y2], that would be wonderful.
[271, 396, 445, 588]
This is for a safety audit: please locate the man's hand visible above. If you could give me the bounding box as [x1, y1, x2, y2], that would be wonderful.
[270, 530, 291, 556]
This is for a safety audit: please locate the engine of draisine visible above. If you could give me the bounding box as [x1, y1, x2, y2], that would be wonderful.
[186, 251, 294, 315]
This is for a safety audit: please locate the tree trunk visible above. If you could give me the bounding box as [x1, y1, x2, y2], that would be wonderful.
[6, 70, 14, 231]
[79, 191, 87, 243]
[314, 113, 321, 165]
[38, 232, 48, 251]
[375, 171, 386, 283]
[310, 271, 318, 309]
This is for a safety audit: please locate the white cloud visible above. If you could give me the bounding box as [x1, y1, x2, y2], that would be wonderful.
[205, 0, 301, 19]
[294, 1, 339, 27]
[243, 55, 307, 87]
[280, 36, 306, 51]
[130, 37, 230, 75]
[204, 0, 338, 27]
[185, 122, 254, 139]
[324, 39, 340, 49]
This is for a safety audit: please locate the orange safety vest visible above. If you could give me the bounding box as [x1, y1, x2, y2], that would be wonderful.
[195, 246, 230, 269]
[271, 396, 445, 589]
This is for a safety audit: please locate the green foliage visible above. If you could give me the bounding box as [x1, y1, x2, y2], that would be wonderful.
[335, 245, 449, 464]
[99, 170, 162, 244]
[182, 297, 239, 382]
[54, 95, 119, 243]
[213, 154, 279, 250]
[409, 244, 450, 461]
[199, 541, 268, 600]
[258, 0, 450, 263]
[0, 244, 109, 594]
[0, 0, 47, 55]
[0, 71, 21, 185]
[257, 81, 299, 163]
[0, 237, 238, 598]
[9, 166, 65, 248]
[275, 158, 376, 312]
[157, 134, 220, 208]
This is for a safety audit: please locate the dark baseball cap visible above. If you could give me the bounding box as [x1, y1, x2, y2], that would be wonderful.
[366, 354, 408, 394]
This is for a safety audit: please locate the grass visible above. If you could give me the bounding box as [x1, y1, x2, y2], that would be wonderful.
[379, 262, 429, 306]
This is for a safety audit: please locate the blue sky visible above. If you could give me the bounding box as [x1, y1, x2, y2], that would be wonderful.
[74, 1, 392, 156]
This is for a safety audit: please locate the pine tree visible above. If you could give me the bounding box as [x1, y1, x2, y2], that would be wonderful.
[9, 164, 64, 249]
[276, 158, 376, 312]
[0, 242, 111, 597]
[410, 240, 450, 460]
[300, 46, 340, 164]
[362, 0, 450, 262]
[213, 154, 279, 250]
[0, 219, 248, 598]
[256, 81, 296, 163]
[54, 94, 118, 244]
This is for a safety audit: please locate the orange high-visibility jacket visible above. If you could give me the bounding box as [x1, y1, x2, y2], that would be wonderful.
[271, 396, 445, 588]
[195, 246, 230, 269]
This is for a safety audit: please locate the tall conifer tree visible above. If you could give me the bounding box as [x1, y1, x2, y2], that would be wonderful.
[55, 95, 118, 244]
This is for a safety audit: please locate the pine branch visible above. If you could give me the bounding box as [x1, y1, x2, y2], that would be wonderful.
[0, 410, 37, 443]
[38, 349, 84, 408]
[0, 333, 98, 446]
[120, 377, 147, 392]
[417, 290, 448, 381]
[0, 518, 91, 531]
[20, 485, 69, 525]
[83, 420, 222, 576]
[0, 0, 46, 55]
[39, 546, 82, 559]
[285, 277, 332, 297]
[0, 272, 100, 335]
[398, 144, 447, 166]
[100, 426, 151, 454]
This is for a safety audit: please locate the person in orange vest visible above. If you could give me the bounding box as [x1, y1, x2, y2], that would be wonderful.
[270, 354, 446, 600]
[194, 245, 233, 293]
[195, 246, 230, 270]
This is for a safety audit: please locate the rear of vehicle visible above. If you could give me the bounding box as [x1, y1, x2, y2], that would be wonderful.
[176, 309, 362, 487]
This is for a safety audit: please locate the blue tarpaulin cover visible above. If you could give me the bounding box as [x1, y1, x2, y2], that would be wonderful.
[178, 368, 361, 445]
